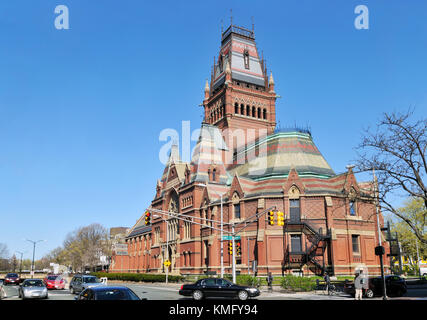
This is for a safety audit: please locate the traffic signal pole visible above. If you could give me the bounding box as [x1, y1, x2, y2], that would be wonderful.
[232, 223, 236, 284]
[373, 169, 388, 300]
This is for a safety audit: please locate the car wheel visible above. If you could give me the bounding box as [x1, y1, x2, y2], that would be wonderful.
[238, 290, 249, 301]
[70, 286, 75, 294]
[365, 289, 374, 298]
[192, 290, 203, 301]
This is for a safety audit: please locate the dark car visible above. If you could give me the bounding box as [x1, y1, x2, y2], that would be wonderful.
[75, 286, 141, 300]
[69, 274, 105, 294]
[344, 275, 407, 298]
[179, 278, 260, 300]
[4, 273, 20, 285]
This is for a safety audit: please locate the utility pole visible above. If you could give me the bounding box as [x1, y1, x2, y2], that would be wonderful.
[26, 239, 44, 279]
[415, 238, 421, 278]
[372, 169, 388, 300]
[166, 217, 169, 285]
[232, 223, 236, 284]
[220, 194, 224, 278]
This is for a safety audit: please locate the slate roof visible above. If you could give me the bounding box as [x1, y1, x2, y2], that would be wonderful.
[228, 130, 335, 181]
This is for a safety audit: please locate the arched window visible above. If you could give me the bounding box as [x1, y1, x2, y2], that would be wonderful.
[240, 104, 245, 115]
[252, 106, 256, 117]
[246, 105, 250, 116]
[263, 109, 267, 119]
[235, 103, 239, 114]
[212, 168, 216, 182]
[257, 107, 261, 118]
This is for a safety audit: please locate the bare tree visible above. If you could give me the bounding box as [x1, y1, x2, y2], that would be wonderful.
[0, 243, 10, 271]
[0, 243, 9, 259]
[60, 223, 111, 272]
[356, 109, 427, 244]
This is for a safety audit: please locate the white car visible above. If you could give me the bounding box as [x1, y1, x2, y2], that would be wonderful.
[19, 279, 48, 299]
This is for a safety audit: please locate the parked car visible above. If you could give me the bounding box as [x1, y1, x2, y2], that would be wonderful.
[69, 275, 105, 294]
[179, 278, 260, 300]
[344, 275, 407, 298]
[43, 275, 66, 290]
[0, 280, 4, 299]
[75, 286, 142, 300]
[19, 279, 48, 299]
[4, 273, 20, 285]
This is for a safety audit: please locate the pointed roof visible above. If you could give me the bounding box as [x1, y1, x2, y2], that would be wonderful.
[190, 123, 230, 184]
[213, 24, 266, 91]
[269, 72, 274, 85]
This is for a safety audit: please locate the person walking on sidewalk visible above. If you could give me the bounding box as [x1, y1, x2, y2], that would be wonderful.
[354, 271, 364, 300]
[323, 272, 331, 295]
[266, 272, 273, 292]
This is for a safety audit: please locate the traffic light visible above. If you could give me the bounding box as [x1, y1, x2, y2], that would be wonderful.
[144, 211, 151, 225]
[236, 241, 241, 256]
[277, 211, 284, 226]
[268, 211, 275, 225]
[228, 242, 233, 255]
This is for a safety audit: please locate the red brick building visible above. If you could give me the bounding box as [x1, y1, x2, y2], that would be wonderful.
[110, 23, 390, 277]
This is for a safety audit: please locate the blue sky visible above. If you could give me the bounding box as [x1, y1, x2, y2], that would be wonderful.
[0, 0, 426, 259]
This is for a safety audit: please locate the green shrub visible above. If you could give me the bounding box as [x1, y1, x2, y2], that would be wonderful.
[280, 275, 316, 292]
[91, 272, 184, 283]
[235, 275, 260, 287]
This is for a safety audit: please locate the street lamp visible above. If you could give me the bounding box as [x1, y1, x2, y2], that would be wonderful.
[203, 184, 227, 279]
[25, 239, 45, 279]
[372, 169, 388, 300]
[154, 214, 169, 285]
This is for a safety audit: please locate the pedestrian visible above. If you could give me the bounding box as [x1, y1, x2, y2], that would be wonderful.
[266, 272, 273, 292]
[323, 272, 331, 295]
[354, 271, 364, 300]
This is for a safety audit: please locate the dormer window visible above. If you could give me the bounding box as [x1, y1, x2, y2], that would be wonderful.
[212, 169, 216, 182]
[243, 49, 250, 69]
[219, 55, 223, 73]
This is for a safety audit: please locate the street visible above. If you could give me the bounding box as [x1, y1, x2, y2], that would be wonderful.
[2, 281, 427, 300]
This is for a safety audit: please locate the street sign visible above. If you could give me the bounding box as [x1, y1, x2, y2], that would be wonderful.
[222, 235, 241, 240]
[164, 260, 171, 267]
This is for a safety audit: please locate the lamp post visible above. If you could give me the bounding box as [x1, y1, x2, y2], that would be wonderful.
[25, 239, 45, 279]
[372, 169, 388, 300]
[203, 185, 226, 278]
[415, 238, 421, 278]
[154, 214, 169, 285]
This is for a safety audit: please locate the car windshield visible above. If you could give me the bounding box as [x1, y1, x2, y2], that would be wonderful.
[7, 274, 18, 277]
[95, 289, 139, 300]
[47, 276, 58, 280]
[84, 277, 101, 283]
[23, 280, 44, 287]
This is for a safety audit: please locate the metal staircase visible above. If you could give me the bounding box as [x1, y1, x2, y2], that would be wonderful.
[283, 219, 332, 276]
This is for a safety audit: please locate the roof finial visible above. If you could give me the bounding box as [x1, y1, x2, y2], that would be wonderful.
[230, 9, 233, 26]
[221, 19, 223, 34]
[204, 79, 209, 92]
[269, 72, 275, 85]
[251, 16, 254, 32]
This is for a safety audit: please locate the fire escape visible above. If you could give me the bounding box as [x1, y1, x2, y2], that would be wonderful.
[282, 210, 333, 276]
